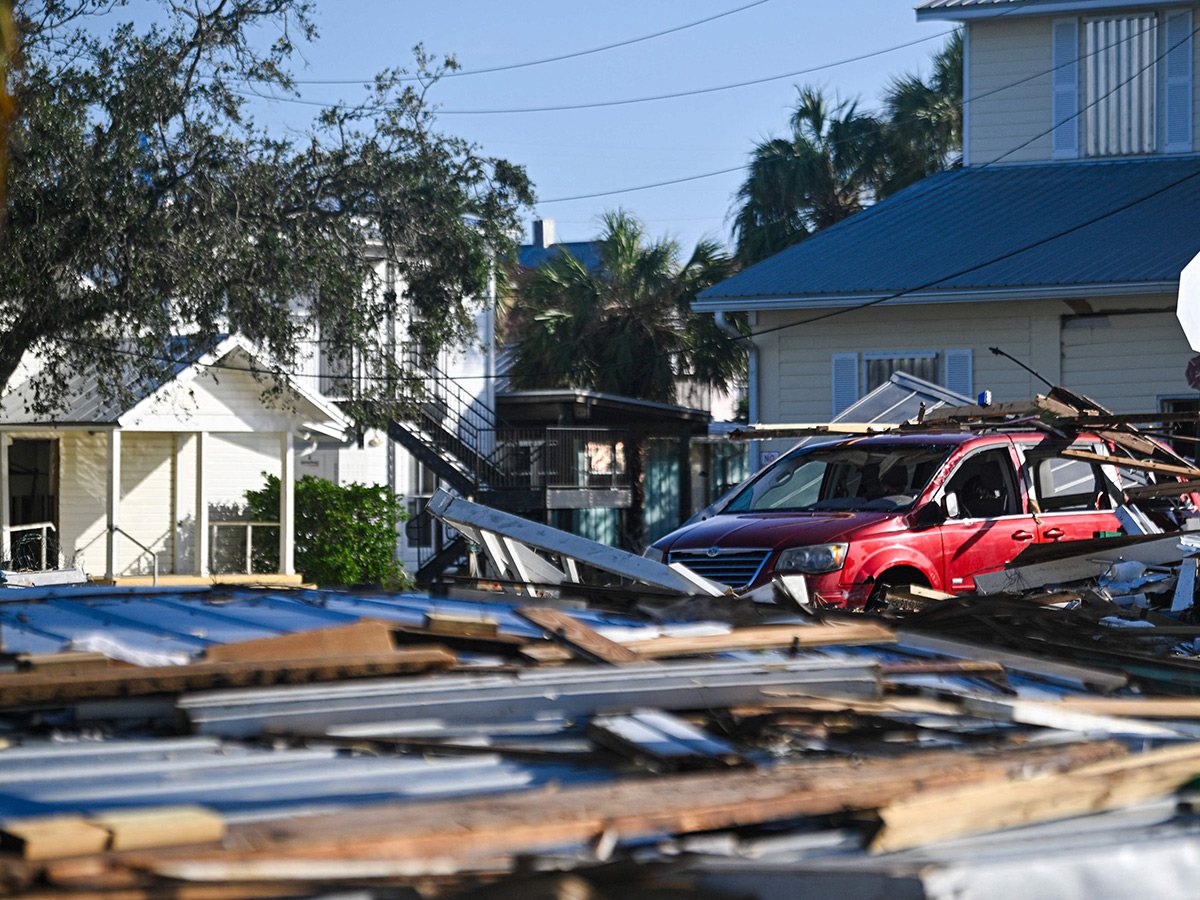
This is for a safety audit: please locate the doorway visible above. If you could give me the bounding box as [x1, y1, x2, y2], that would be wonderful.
[8, 438, 59, 569]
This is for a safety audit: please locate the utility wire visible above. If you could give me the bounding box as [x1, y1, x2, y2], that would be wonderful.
[269, 0, 777, 84]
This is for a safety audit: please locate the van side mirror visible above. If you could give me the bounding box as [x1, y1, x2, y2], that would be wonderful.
[911, 501, 946, 531]
[943, 491, 960, 519]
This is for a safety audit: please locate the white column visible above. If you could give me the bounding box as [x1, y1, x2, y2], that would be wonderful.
[194, 431, 209, 577]
[279, 430, 295, 575]
[173, 434, 188, 575]
[0, 432, 10, 562]
[105, 429, 121, 579]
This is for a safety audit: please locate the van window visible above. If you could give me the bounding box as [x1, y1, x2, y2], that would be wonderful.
[1029, 456, 1112, 512]
[724, 443, 952, 513]
[943, 449, 1020, 518]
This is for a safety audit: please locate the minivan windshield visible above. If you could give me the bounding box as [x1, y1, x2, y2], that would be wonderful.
[724, 443, 953, 513]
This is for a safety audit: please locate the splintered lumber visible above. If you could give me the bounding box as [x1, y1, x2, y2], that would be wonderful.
[90, 806, 226, 852]
[920, 400, 1037, 422]
[1057, 447, 1200, 478]
[1126, 479, 1200, 499]
[892, 631, 1128, 691]
[870, 741, 1200, 853]
[125, 742, 1125, 875]
[203, 620, 396, 664]
[0, 816, 110, 860]
[521, 622, 895, 664]
[0, 647, 456, 706]
[515, 607, 647, 665]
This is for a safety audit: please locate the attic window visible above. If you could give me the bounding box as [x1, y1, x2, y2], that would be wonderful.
[1084, 15, 1158, 157]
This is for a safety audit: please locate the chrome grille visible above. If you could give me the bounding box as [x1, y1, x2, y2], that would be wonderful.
[668, 549, 772, 590]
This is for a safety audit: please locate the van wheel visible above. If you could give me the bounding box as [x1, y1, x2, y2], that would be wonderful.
[866, 567, 930, 611]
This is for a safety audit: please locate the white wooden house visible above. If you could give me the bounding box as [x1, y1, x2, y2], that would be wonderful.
[0, 335, 348, 582]
[696, 0, 1200, 457]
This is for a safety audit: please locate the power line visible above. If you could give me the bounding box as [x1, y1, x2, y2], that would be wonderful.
[538, 13, 1164, 204]
[231, 30, 955, 116]
[285, 0, 776, 83]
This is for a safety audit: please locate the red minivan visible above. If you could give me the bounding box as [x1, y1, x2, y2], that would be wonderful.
[646, 431, 1125, 608]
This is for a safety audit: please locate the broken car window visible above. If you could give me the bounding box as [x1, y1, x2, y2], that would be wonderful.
[724, 444, 953, 513]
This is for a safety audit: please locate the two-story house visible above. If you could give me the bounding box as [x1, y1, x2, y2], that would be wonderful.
[697, 0, 1200, 455]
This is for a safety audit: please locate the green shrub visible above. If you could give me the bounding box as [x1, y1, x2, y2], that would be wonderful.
[245, 475, 411, 588]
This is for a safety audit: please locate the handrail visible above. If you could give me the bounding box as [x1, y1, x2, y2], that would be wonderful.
[110, 525, 159, 586]
[210, 520, 281, 576]
[5, 521, 56, 571]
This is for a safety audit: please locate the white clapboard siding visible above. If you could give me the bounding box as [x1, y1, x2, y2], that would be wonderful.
[1061, 311, 1196, 412]
[206, 433, 282, 511]
[968, 17, 1055, 164]
[117, 433, 175, 576]
[57, 431, 108, 576]
[760, 302, 1049, 425]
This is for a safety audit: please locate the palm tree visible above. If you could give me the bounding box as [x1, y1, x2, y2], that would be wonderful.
[506, 210, 742, 404]
[504, 210, 745, 550]
[731, 86, 883, 266]
[878, 31, 963, 198]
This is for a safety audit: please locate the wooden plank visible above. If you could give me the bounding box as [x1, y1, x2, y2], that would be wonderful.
[1058, 447, 1200, 477]
[91, 806, 225, 851]
[204, 621, 396, 664]
[0, 647, 456, 706]
[921, 400, 1037, 422]
[1125, 479, 1200, 499]
[1, 816, 110, 860]
[870, 742, 1200, 853]
[18, 652, 116, 674]
[1058, 696, 1200, 718]
[126, 742, 1125, 872]
[423, 612, 499, 639]
[515, 607, 646, 665]
[521, 622, 895, 664]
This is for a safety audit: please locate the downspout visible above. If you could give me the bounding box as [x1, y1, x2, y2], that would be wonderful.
[714, 310, 760, 471]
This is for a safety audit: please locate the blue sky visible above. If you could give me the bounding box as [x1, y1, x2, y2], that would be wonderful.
[245, 1, 954, 252]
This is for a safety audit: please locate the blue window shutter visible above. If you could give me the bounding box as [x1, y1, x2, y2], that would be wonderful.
[1053, 19, 1080, 159]
[1165, 9, 1193, 154]
[831, 353, 859, 417]
[944, 348, 973, 399]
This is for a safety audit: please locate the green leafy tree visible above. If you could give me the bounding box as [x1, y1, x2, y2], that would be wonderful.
[878, 31, 964, 198]
[505, 209, 744, 404]
[732, 86, 882, 266]
[503, 210, 746, 550]
[1, 1, 532, 417]
[246, 475, 410, 587]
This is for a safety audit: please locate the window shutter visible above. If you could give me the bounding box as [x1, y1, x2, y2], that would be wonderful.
[944, 348, 974, 399]
[1165, 9, 1193, 154]
[1052, 19, 1080, 159]
[831, 353, 859, 417]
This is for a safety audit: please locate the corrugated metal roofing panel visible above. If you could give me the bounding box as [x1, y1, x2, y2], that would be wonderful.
[697, 157, 1200, 307]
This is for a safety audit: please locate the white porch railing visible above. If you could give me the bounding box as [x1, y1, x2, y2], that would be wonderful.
[210, 521, 281, 575]
[110, 525, 159, 586]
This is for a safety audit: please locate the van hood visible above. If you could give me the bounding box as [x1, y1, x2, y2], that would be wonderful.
[659, 510, 894, 552]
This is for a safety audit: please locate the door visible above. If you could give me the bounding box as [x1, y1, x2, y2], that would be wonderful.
[8, 438, 59, 570]
[1022, 448, 1122, 543]
[937, 446, 1039, 592]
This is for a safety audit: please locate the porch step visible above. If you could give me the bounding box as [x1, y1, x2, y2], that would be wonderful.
[97, 574, 310, 588]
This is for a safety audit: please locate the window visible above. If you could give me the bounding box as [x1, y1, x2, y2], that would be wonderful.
[831, 349, 973, 415]
[1053, 12, 1193, 159]
[1027, 454, 1113, 512]
[1158, 397, 1200, 462]
[864, 352, 939, 394]
[944, 449, 1019, 519]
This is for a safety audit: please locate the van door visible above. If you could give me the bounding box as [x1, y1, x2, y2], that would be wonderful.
[937, 445, 1040, 592]
[1022, 445, 1123, 542]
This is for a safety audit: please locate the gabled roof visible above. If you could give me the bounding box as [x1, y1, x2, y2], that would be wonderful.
[0, 334, 349, 434]
[696, 157, 1200, 311]
[916, 0, 1165, 21]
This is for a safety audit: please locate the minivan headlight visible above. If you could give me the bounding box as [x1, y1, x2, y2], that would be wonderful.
[643, 546, 665, 564]
[777, 543, 848, 574]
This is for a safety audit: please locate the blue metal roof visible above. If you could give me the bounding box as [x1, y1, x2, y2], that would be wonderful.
[696, 157, 1200, 309]
[517, 240, 602, 271]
